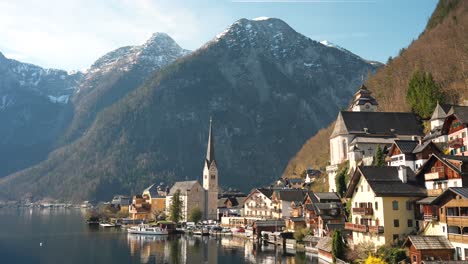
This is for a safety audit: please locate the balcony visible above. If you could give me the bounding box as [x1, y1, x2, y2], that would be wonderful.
[447, 216, 468, 226]
[369, 225, 384, 234]
[424, 171, 444, 181]
[448, 234, 468, 244]
[345, 222, 367, 233]
[449, 138, 464, 149]
[352, 207, 374, 216]
[423, 214, 438, 221]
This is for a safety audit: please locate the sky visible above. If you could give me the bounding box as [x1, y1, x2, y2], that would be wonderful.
[0, 0, 438, 71]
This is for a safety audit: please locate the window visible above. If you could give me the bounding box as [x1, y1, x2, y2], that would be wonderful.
[412, 255, 417, 262]
[406, 201, 413, 210]
[375, 202, 379, 210]
[443, 226, 446, 233]
[407, 219, 413, 227]
[392, 201, 399, 210]
[441, 207, 444, 214]
[211, 175, 215, 179]
[394, 219, 399, 227]
[360, 186, 363, 192]
[367, 185, 370, 191]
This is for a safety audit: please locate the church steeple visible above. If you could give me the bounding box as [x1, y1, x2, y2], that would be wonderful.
[205, 117, 215, 167]
[349, 84, 378, 112]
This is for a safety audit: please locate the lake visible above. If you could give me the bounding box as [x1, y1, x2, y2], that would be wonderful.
[0, 208, 317, 263]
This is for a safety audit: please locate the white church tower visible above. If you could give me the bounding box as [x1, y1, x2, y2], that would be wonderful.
[203, 118, 218, 220]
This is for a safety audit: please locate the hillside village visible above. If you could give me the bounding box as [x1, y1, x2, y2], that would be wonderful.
[94, 84, 468, 264]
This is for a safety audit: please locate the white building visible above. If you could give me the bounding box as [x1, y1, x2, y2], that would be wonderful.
[243, 188, 275, 218]
[327, 85, 423, 192]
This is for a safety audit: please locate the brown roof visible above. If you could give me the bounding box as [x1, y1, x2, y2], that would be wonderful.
[316, 237, 332, 252]
[403, 236, 454, 250]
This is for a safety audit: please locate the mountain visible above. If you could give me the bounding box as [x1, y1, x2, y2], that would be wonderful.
[62, 32, 190, 142]
[282, 0, 467, 188]
[0, 33, 189, 179]
[0, 17, 379, 201]
[0, 53, 83, 177]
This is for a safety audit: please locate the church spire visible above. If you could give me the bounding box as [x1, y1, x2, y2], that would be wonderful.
[206, 117, 215, 165]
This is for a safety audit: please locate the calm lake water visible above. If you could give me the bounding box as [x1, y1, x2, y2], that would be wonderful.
[0, 208, 317, 263]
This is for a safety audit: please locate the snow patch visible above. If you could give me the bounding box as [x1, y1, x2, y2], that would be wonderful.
[48, 95, 70, 104]
[253, 17, 270, 21]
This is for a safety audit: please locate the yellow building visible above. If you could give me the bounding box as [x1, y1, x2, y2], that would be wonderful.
[344, 166, 427, 248]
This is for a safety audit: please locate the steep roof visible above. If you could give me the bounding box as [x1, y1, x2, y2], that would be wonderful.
[395, 140, 419, 154]
[205, 118, 216, 167]
[432, 187, 468, 205]
[403, 236, 453, 250]
[316, 237, 332, 252]
[274, 189, 307, 202]
[430, 103, 449, 121]
[257, 188, 274, 199]
[416, 153, 468, 178]
[314, 192, 340, 202]
[349, 84, 378, 108]
[447, 105, 468, 124]
[345, 166, 426, 198]
[168, 181, 200, 196]
[143, 184, 163, 198]
[331, 111, 423, 138]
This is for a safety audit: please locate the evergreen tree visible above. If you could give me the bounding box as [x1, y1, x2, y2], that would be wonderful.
[188, 207, 202, 223]
[169, 189, 183, 223]
[332, 230, 345, 263]
[374, 145, 385, 167]
[335, 163, 349, 197]
[406, 70, 444, 118]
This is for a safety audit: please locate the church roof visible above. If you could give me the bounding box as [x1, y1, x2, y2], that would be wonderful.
[205, 118, 215, 167]
[331, 111, 423, 138]
[430, 103, 450, 121]
[168, 181, 200, 196]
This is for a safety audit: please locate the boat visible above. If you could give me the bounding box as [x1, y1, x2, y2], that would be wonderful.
[99, 222, 120, 228]
[231, 227, 245, 233]
[127, 224, 168, 235]
[193, 227, 209, 236]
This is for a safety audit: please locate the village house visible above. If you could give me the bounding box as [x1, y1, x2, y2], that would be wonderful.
[165, 119, 219, 221]
[442, 106, 468, 156]
[431, 187, 468, 260]
[302, 192, 344, 237]
[243, 188, 275, 218]
[386, 140, 439, 171]
[142, 183, 167, 214]
[271, 189, 307, 219]
[217, 196, 246, 219]
[402, 235, 454, 264]
[327, 85, 423, 192]
[129, 194, 152, 220]
[344, 166, 426, 248]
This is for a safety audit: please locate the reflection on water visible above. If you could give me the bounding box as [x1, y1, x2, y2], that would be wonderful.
[127, 234, 317, 264]
[0, 208, 316, 264]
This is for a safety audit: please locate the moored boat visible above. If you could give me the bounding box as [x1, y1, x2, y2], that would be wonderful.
[127, 224, 168, 235]
[193, 227, 209, 236]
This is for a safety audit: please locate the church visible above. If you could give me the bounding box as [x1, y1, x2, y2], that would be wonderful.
[165, 119, 219, 221]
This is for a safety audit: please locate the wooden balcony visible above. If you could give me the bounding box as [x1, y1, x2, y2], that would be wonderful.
[345, 222, 367, 233]
[448, 234, 468, 244]
[428, 189, 444, 196]
[369, 225, 384, 234]
[425, 171, 445, 181]
[449, 138, 464, 149]
[352, 207, 374, 216]
[424, 214, 438, 221]
[447, 216, 468, 227]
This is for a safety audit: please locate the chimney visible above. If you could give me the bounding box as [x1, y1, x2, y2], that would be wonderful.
[398, 165, 407, 183]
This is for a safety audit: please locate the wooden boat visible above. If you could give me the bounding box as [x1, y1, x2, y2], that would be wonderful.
[99, 222, 121, 228]
[127, 224, 168, 235]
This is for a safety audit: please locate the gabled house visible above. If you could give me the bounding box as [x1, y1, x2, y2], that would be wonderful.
[402, 235, 454, 264]
[302, 191, 344, 237]
[345, 166, 426, 247]
[243, 188, 274, 218]
[442, 106, 468, 156]
[327, 85, 423, 192]
[217, 196, 246, 218]
[415, 153, 468, 197]
[431, 187, 468, 260]
[142, 183, 167, 214]
[387, 140, 440, 171]
[271, 189, 307, 219]
[425, 103, 454, 143]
